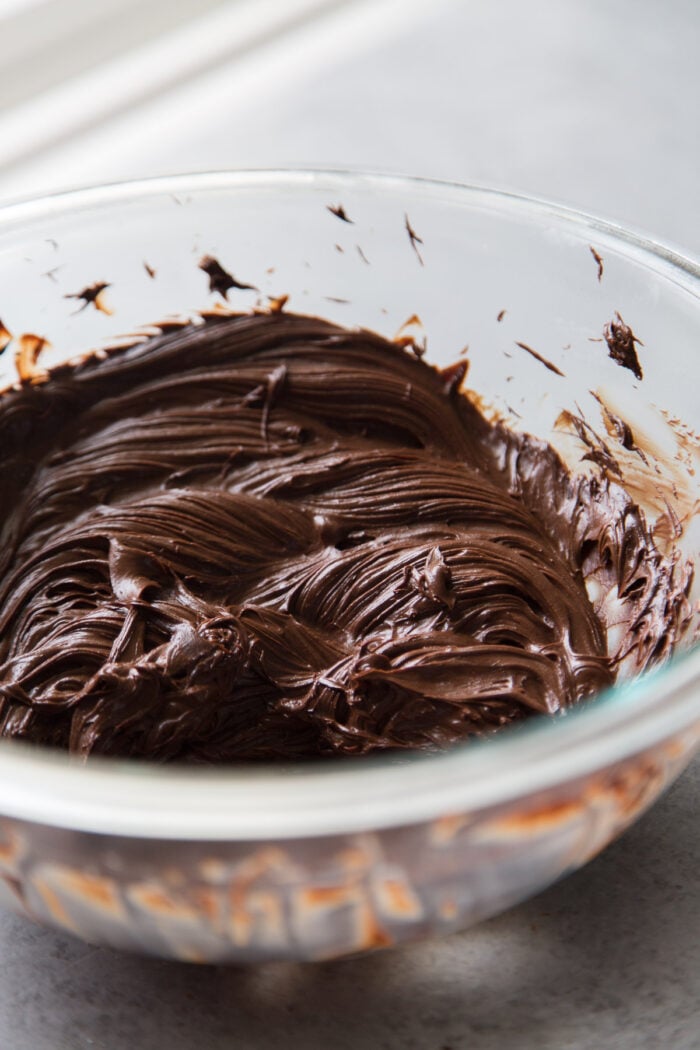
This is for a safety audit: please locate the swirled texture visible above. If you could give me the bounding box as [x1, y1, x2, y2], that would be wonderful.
[0, 313, 690, 760]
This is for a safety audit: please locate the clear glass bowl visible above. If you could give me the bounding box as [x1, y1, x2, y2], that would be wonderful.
[0, 171, 697, 963]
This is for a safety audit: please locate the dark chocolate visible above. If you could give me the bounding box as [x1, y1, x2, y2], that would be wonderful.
[514, 341, 565, 377]
[65, 282, 111, 315]
[589, 246, 604, 282]
[603, 312, 644, 380]
[404, 214, 424, 265]
[0, 314, 689, 761]
[327, 205, 353, 224]
[0, 320, 11, 355]
[198, 256, 257, 300]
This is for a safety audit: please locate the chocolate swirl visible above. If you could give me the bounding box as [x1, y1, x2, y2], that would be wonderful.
[0, 313, 689, 760]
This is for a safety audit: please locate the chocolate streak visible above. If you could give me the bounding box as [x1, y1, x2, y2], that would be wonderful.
[0, 314, 691, 761]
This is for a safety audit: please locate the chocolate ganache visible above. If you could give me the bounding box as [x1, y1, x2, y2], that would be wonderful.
[0, 312, 690, 761]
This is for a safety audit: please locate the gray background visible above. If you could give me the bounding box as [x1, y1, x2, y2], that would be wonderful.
[0, 0, 698, 1047]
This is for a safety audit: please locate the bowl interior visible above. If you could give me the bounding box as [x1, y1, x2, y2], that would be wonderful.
[0, 170, 697, 838]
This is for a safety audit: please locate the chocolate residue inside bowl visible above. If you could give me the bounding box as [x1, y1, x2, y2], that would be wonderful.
[65, 282, 113, 316]
[0, 313, 691, 762]
[514, 340, 565, 377]
[404, 214, 424, 265]
[0, 319, 11, 355]
[198, 255, 257, 300]
[14, 333, 51, 383]
[327, 204, 353, 224]
[603, 312, 644, 379]
[589, 246, 604, 282]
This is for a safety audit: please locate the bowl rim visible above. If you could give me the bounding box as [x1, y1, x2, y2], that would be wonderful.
[0, 168, 698, 842]
[1, 166, 698, 286]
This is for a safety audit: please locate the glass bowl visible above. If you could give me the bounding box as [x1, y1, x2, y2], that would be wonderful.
[0, 171, 697, 963]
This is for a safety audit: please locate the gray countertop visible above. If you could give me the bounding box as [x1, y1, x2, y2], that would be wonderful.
[0, 758, 698, 1050]
[0, 1, 697, 1047]
[3, 0, 699, 259]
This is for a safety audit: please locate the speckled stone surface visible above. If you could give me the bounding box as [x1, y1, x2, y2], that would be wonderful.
[0, 756, 697, 1050]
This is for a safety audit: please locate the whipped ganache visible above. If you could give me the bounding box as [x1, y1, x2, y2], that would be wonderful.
[0, 313, 690, 760]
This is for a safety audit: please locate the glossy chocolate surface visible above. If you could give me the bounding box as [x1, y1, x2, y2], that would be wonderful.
[0, 313, 689, 760]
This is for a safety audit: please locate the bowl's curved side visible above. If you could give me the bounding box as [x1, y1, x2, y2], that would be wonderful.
[2, 723, 698, 963]
[0, 171, 697, 961]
